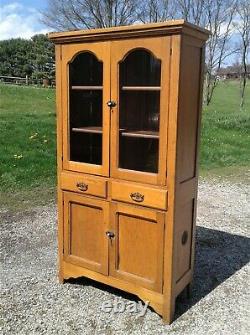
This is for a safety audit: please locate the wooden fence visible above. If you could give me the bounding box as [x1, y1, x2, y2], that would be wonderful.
[0, 75, 55, 87]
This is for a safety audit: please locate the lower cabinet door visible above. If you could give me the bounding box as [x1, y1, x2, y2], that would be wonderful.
[109, 202, 165, 293]
[63, 192, 109, 275]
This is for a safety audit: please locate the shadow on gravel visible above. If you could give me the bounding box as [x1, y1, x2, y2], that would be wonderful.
[175, 226, 250, 318]
[66, 226, 250, 321]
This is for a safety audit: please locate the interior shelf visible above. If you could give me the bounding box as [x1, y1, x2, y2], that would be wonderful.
[121, 86, 161, 91]
[71, 128, 159, 138]
[121, 130, 159, 139]
[72, 126, 102, 134]
[71, 86, 103, 90]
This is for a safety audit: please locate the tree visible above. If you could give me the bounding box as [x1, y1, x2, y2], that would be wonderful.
[41, 0, 138, 30]
[0, 35, 55, 82]
[204, 0, 238, 105]
[31, 34, 55, 81]
[0, 38, 31, 77]
[137, 0, 238, 105]
[234, 0, 250, 108]
[173, 0, 207, 26]
[138, 0, 175, 23]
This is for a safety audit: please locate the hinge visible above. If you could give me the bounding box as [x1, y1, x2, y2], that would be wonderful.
[170, 48, 172, 56]
[61, 155, 63, 162]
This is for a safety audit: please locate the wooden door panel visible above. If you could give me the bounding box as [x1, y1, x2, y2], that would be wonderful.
[63, 192, 108, 275]
[110, 203, 165, 292]
[110, 37, 170, 186]
[61, 42, 111, 176]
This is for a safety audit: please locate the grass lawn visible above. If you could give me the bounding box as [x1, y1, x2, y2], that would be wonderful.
[0, 84, 56, 209]
[200, 81, 250, 173]
[0, 81, 249, 209]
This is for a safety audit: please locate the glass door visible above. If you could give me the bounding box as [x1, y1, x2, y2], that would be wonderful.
[110, 38, 171, 185]
[61, 42, 110, 176]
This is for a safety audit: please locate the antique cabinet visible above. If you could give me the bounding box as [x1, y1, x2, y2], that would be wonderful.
[49, 20, 209, 323]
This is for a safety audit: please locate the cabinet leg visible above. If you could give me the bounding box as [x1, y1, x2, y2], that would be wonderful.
[186, 282, 192, 299]
[162, 299, 175, 325]
[58, 270, 65, 284]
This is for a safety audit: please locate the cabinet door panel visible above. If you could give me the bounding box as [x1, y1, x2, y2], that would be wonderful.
[110, 37, 170, 185]
[110, 203, 165, 292]
[63, 192, 108, 275]
[61, 42, 110, 176]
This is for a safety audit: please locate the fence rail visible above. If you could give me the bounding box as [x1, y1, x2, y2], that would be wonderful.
[0, 75, 55, 87]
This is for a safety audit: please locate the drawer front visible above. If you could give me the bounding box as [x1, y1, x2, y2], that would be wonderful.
[61, 172, 107, 198]
[111, 181, 167, 210]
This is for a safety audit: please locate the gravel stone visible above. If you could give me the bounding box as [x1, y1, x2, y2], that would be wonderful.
[0, 179, 249, 334]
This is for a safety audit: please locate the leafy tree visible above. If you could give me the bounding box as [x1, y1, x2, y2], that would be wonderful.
[31, 34, 55, 81]
[0, 35, 55, 82]
[0, 38, 31, 77]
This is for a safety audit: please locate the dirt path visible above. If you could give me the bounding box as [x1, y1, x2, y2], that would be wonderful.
[1, 179, 249, 334]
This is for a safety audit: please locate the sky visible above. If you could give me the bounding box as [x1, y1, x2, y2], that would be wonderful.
[0, 1, 50, 40]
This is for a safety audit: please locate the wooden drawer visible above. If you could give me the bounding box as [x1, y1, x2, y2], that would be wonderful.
[61, 172, 107, 198]
[111, 181, 167, 210]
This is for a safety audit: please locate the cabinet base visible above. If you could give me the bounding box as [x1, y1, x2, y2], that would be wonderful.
[59, 261, 192, 324]
[61, 261, 167, 319]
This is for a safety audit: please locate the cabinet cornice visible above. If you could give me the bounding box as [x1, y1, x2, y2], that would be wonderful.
[48, 20, 209, 44]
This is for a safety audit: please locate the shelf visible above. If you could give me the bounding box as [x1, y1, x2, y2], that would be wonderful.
[71, 128, 159, 138]
[121, 86, 161, 91]
[121, 130, 159, 139]
[72, 126, 102, 134]
[71, 86, 103, 90]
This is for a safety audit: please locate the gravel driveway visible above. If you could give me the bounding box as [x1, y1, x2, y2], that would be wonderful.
[1, 179, 250, 334]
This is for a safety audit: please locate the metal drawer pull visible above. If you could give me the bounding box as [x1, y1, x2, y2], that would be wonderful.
[76, 182, 88, 192]
[130, 192, 144, 203]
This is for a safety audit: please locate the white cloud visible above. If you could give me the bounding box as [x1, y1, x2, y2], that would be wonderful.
[0, 2, 50, 40]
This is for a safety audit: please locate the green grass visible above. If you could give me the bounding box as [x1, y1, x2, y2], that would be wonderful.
[0, 84, 56, 209]
[0, 81, 249, 209]
[200, 81, 250, 173]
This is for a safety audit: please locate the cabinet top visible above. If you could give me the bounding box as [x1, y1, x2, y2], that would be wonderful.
[48, 20, 210, 44]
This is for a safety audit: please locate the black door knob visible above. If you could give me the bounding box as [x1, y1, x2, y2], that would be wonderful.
[107, 100, 116, 108]
[106, 231, 115, 239]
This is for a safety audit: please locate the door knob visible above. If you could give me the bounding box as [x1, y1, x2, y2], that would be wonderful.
[106, 231, 115, 239]
[107, 100, 116, 108]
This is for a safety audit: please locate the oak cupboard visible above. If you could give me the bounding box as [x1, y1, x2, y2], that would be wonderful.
[48, 20, 209, 323]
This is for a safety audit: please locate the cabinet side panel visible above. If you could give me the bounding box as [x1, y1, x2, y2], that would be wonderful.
[175, 199, 194, 280]
[174, 36, 205, 283]
[176, 41, 202, 182]
[163, 34, 181, 323]
[55, 44, 64, 282]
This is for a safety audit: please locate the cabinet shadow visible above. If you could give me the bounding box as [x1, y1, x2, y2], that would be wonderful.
[175, 226, 250, 318]
[66, 226, 250, 319]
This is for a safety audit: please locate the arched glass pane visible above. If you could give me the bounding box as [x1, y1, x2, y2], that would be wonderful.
[69, 52, 103, 86]
[120, 49, 161, 86]
[69, 52, 103, 165]
[119, 49, 161, 173]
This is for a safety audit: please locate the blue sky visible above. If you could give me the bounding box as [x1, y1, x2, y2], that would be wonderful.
[0, 1, 50, 40]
